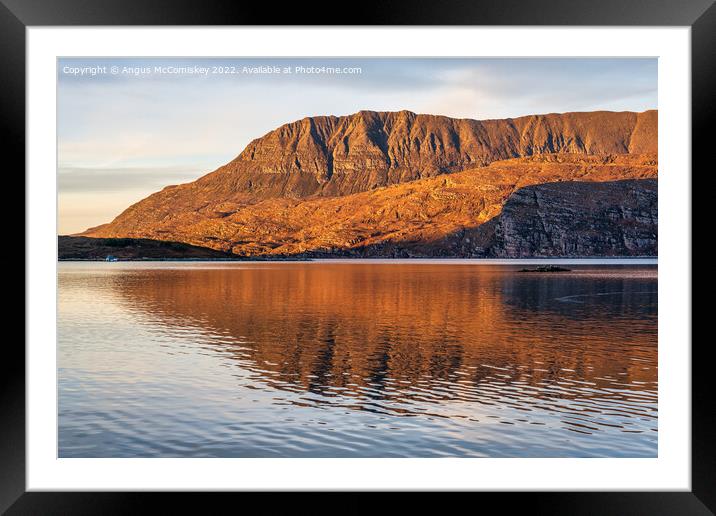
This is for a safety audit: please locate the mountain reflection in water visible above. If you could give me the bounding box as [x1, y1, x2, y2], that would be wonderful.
[58, 262, 657, 457]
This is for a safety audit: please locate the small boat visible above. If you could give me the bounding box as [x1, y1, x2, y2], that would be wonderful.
[105, 255, 119, 262]
[519, 265, 571, 273]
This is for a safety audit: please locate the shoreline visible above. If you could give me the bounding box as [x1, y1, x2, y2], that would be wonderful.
[58, 257, 658, 265]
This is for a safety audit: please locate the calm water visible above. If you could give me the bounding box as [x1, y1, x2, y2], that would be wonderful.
[58, 261, 657, 457]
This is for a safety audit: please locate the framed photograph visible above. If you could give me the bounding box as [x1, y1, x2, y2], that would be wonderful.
[5, 0, 709, 511]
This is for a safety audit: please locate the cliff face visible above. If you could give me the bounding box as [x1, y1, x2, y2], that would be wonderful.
[472, 179, 658, 257]
[217, 109, 657, 199]
[181, 109, 658, 200]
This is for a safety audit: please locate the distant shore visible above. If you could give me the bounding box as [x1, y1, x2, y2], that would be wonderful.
[58, 235, 657, 264]
[58, 257, 658, 264]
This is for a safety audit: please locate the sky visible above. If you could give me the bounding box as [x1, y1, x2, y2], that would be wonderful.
[58, 57, 657, 234]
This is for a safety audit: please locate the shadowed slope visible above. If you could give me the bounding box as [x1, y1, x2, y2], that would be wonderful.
[465, 178, 658, 258]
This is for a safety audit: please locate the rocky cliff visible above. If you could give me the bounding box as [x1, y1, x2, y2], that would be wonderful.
[466, 179, 658, 257]
[222, 109, 657, 198]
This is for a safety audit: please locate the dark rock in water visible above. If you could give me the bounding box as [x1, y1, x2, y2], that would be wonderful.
[519, 265, 571, 272]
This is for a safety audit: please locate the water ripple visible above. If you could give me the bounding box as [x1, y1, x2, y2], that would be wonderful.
[59, 262, 657, 457]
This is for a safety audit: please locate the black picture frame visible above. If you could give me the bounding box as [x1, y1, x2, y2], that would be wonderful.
[2, 0, 708, 512]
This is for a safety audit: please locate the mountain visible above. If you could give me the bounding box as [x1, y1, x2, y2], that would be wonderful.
[79, 110, 658, 258]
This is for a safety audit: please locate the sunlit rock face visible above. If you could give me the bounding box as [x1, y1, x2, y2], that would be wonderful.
[171, 109, 657, 199]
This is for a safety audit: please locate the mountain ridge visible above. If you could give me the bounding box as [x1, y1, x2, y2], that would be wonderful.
[200, 108, 657, 199]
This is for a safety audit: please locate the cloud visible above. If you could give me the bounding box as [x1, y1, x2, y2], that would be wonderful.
[58, 166, 206, 193]
[58, 166, 210, 234]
